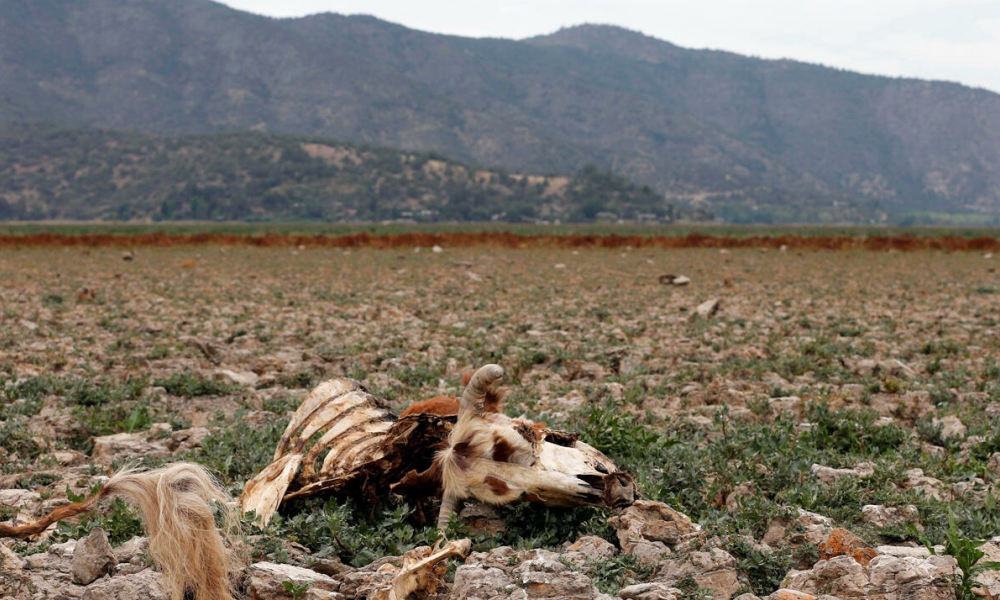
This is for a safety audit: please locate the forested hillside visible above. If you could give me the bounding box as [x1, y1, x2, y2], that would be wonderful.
[0, 125, 669, 222]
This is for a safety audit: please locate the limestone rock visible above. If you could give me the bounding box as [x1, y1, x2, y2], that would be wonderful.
[0, 489, 42, 515]
[657, 548, 743, 600]
[817, 529, 876, 567]
[769, 396, 804, 418]
[511, 550, 599, 599]
[931, 415, 966, 440]
[782, 551, 958, 600]
[898, 469, 948, 501]
[72, 528, 117, 585]
[214, 368, 259, 387]
[453, 565, 517, 599]
[167, 427, 211, 453]
[861, 505, 918, 527]
[244, 562, 339, 600]
[609, 500, 703, 556]
[619, 582, 684, 600]
[91, 427, 172, 465]
[112, 536, 149, 565]
[810, 463, 873, 487]
[973, 538, 1000, 598]
[81, 568, 168, 600]
[694, 298, 721, 318]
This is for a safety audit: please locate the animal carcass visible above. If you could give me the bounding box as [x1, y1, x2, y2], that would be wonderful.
[240, 364, 637, 527]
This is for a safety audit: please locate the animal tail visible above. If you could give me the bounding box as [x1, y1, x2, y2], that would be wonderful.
[0, 462, 241, 600]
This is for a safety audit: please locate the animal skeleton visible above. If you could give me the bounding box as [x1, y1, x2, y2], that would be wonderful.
[0, 365, 636, 600]
[241, 364, 637, 528]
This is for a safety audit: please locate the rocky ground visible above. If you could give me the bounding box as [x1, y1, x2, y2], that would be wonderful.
[2, 243, 1000, 599]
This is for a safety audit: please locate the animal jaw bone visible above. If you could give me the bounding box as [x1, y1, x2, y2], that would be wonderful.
[240, 364, 637, 528]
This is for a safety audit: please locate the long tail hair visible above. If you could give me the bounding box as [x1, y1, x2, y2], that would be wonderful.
[0, 462, 240, 600]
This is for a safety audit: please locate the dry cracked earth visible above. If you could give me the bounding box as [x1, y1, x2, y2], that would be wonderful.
[2, 243, 1000, 600]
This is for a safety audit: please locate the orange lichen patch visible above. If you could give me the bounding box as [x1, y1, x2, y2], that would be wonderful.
[817, 528, 877, 567]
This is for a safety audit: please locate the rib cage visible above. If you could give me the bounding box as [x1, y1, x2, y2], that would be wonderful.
[240, 378, 400, 524]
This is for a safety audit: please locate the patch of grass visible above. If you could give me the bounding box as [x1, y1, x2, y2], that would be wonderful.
[17, 473, 61, 489]
[53, 498, 145, 546]
[192, 411, 288, 487]
[260, 499, 439, 568]
[153, 371, 239, 398]
[587, 554, 654, 595]
[275, 370, 318, 389]
[725, 536, 795, 596]
[67, 376, 148, 407]
[0, 418, 44, 462]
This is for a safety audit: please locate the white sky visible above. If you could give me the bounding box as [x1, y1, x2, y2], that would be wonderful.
[218, 0, 1000, 94]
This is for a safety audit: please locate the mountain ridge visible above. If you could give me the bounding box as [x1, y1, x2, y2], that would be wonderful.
[2, 0, 999, 223]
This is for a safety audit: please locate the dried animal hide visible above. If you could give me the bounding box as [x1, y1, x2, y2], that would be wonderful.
[241, 364, 637, 528]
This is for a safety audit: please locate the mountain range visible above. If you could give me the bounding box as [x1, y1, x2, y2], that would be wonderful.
[2, 0, 1000, 223]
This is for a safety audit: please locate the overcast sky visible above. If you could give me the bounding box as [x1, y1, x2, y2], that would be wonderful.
[217, 0, 1000, 94]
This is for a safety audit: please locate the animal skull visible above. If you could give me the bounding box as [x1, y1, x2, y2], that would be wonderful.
[240, 364, 637, 528]
[431, 364, 636, 528]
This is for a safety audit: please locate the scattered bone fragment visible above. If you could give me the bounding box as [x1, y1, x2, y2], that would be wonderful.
[658, 274, 690, 285]
[370, 538, 471, 600]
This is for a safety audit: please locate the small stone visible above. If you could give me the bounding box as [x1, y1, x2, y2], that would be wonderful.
[769, 396, 804, 418]
[81, 568, 168, 600]
[452, 565, 516, 599]
[72, 527, 117, 585]
[244, 562, 338, 599]
[167, 427, 211, 453]
[861, 505, 919, 527]
[566, 535, 617, 562]
[609, 500, 702, 555]
[931, 415, 966, 440]
[91, 430, 172, 465]
[988, 453, 1000, 478]
[214, 369, 259, 387]
[694, 298, 720, 318]
[619, 582, 684, 600]
[112, 536, 149, 565]
[811, 462, 874, 487]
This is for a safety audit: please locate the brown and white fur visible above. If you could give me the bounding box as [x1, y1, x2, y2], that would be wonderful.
[433, 364, 636, 529]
